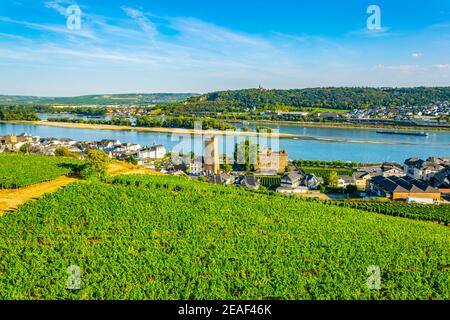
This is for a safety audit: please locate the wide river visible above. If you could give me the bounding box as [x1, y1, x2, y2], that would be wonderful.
[1, 117, 449, 163]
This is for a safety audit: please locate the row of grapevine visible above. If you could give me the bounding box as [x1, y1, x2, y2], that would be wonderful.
[299, 198, 450, 225]
[0, 154, 82, 188]
[257, 176, 281, 188]
[0, 174, 448, 299]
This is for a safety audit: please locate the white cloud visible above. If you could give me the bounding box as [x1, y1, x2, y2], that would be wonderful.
[433, 64, 450, 69]
[376, 64, 419, 72]
[411, 52, 422, 58]
[45, 0, 70, 16]
[121, 7, 157, 40]
[1, 2, 450, 95]
[0, 32, 28, 41]
[169, 17, 268, 48]
[0, 16, 97, 39]
[348, 27, 394, 38]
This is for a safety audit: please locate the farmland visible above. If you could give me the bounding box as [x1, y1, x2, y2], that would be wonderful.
[0, 154, 82, 189]
[0, 174, 448, 300]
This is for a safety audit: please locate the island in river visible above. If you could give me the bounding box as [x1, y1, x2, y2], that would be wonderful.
[0, 120, 415, 146]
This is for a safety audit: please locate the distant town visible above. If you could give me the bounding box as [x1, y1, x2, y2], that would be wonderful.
[1, 132, 449, 204]
[58, 99, 450, 125]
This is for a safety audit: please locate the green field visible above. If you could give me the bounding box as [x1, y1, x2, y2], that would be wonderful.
[0, 154, 81, 188]
[0, 174, 448, 300]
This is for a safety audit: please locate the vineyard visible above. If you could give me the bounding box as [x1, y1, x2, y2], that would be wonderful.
[323, 200, 450, 225]
[257, 176, 281, 188]
[0, 174, 448, 300]
[0, 154, 82, 188]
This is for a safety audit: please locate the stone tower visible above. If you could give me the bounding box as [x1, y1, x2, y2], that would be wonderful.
[204, 136, 220, 174]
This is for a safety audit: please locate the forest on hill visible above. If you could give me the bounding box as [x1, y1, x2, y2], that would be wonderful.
[160, 87, 450, 113]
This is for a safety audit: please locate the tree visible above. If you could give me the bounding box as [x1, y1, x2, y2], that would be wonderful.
[345, 185, 358, 194]
[221, 154, 233, 173]
[55, 147, 78, 158]
[81, 150, 110, 178]
[127, 155, 138, 165]
[19, 143, 31, 154]
[328, 171, 339, 188]
[233, 140, 259, 172]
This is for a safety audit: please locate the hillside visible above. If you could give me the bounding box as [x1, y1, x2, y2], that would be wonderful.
[0, 93, 199, 106]
[160, 87, 450, 113]
[0, 174, 448, 300]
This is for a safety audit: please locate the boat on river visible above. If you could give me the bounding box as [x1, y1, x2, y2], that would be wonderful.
[376, 131, 429, 137]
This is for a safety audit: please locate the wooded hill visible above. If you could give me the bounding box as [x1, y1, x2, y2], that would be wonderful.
[160, 87, 450, 113]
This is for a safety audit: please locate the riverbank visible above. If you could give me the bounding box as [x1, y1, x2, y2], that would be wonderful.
[0, 120, 416, 146]
[1, 120, 298, 138]
[241, 119, 450, 132]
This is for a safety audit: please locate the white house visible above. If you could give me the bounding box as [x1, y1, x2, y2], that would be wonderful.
[100, 139, 122, 152]
[189, 159, 203, 176]
[338, 175, 355, 188]
[277, 172, 323, 194]
[280, 172, 303, 189]
[115, 143, 142, 153]
[137, 145, 167, 161]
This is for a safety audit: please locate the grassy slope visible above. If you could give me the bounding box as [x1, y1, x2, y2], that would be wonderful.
[0, 175, 448, 300]
[0, 154, 81, 188]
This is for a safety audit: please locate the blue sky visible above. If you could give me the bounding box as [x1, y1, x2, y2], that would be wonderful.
[0, 0, 450, 96]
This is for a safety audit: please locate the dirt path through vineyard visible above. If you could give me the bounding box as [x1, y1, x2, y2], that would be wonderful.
[0, 162, 162, 215]
[0, 176, 79, 215]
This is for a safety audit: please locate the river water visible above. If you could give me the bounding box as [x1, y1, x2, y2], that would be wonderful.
[1, 118, 449, 163]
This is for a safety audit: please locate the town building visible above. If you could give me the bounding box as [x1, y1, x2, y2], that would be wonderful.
[381, 162, 405, 177]
[99, 139, 122, 152]
[189, 157, 204, 176]
[370, 175, 441, 202]
[280, 172, 303, 189]
[337, 175, 355, 188]
[209, 174, 234, 186]
[277, 172, 322, 194]
[237, 176, 260, 190]
[137, 145, 166, 161]
[0, 133, 36, 151]
[257, 149, 289, 173]
[352, 171, 373, 191]
[430, 166, 450, 198]
[404, 158, 443, 181]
